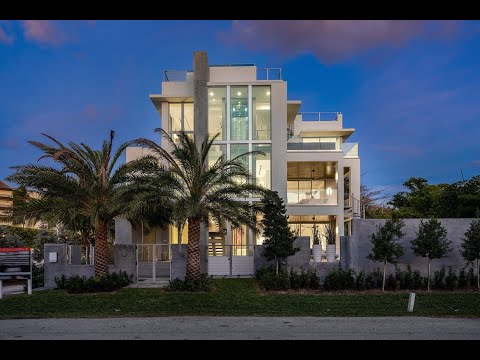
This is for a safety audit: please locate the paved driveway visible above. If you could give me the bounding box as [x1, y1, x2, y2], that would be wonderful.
[1, 316, 479, 340]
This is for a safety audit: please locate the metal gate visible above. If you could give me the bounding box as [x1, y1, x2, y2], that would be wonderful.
[208, 244, 254, 277]
[136, 244, 171, 281]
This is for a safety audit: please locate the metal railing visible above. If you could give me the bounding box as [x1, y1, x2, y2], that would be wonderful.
[137, 244, 171, 262]
[257, 67, 282, 80]
[66, 245, 94, 266]
[208, 243, 255, 257]
[300, 112, 340, 121]
[163, 70, 191, 82]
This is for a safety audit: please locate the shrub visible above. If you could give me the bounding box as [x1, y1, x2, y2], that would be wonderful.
[32, 263, 44, 288]
[412, 269, 424, 290]
[365, 268, 383, 290]
[467, 267, 476, 287]
[432, 266, 446, 289]
[323, 266, 355, 290]
[54, 271, 131, 294]
[458, 268, 468, 288]
[355, 270, 367, 290]
[257, 266, 320, 291]
[445, 266, 458, 290]
[166, 273, 214, 292]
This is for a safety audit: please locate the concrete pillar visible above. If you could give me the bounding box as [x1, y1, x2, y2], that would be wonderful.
[193, 51, 209, 274]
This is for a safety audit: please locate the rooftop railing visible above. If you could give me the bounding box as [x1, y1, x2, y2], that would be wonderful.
[163, 70, 192, 82]
[257, 67, 282, 80]
[300, 112, 341, 121]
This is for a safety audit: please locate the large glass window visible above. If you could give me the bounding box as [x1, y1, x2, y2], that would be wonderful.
[253, 144, 271, 189]
[230, 144, 249, 184]
[170, 223, 188, 244]
[208, 87, 227, 140]
[230, 86, 248, 140]
[169, 103, 194, 133]
[253, 86, 271, 140]
[183, 103, 194, 132]
[232, 224, 249, 256]
[208, 144, 226, 169]
[169, 103, 182, 132]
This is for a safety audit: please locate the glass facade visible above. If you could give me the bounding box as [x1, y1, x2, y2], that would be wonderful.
[208, 144, 226, 168]
[169, 103, 194, 134]
[252, 86, 271, 140]
[169, 103, 182, 132]
[208, 87, 227, 139]
[230, 86, 248, 140]
[253, 144, 271, 189]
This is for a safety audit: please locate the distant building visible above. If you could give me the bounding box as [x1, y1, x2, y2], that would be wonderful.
[0, 181, 45, 229]
[0, 181, 13, 225]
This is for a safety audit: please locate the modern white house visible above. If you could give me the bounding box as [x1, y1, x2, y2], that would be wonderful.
[114, 51, 361, 279]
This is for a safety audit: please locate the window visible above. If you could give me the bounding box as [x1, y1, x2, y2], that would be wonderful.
[230, 144, 249, 184]
[230, 86, 248, 140]
[208, 87, 227, 140]
[252, 86, 271, 140]
[253, 144, 271, 189]
[168, 103, 194, 133]
[208, 144, 226, 169]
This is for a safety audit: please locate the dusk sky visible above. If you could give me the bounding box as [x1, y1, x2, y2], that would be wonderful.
[1, 20, 479, 195]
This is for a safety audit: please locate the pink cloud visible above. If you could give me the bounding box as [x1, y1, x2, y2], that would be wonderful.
[225, 20, 461, 63]
[21, 20, 66, 45]
[0, 23, 14, 44]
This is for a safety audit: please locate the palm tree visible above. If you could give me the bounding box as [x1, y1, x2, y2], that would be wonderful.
[6, 130, 169, 276]
[132, 129, 266, 281]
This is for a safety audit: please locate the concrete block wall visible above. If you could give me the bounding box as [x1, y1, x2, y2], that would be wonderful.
[171, 245, 188, 280]
[343, 218, 476, 275]
[44, 244, 94, 288]
[44, 244, 136, 288]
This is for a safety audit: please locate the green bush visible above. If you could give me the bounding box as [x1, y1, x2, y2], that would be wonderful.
[354, 270, 366, 290]
[458, 268, 468, 288]
[54, 271, 132, 294]
[323, 266, 355, 290]
[32, 263, 44, 288]
[257, 266, 320, 290]
[365, 268, 383, 290]
[433, 267, 446, 289]
[466, 267, 476, 287]
[166, 274, 214, 292]
[445, 266, 458, 290]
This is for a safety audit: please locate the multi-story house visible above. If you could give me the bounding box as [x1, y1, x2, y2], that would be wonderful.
[115, 51, 360, 279]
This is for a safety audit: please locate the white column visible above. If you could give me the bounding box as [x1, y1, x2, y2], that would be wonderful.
[0, 280, 3, 299]
[27, 279, 32, 295]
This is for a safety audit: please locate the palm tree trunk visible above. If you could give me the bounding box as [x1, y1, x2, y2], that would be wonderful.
[94, 219, 109, 277]
[186, 217, 201, 282]
[427, 258, 431, 292]
[382, 260, 387, 292]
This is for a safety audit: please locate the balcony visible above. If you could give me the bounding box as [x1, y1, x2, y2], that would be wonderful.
[300, 112, 340, 122]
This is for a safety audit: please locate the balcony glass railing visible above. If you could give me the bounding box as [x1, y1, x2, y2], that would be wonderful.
[300, 112, 340, 121]
[287, 186, 338, 205]
[287, 142, 337, 151]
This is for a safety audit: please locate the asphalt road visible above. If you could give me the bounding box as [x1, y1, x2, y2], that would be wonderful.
[1, 316, 479, 340]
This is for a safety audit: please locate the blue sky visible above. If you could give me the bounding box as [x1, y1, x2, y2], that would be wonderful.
[1, 20, 479, 194]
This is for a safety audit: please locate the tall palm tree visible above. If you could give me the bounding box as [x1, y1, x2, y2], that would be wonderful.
[132, 129, 266, 281]
[6, 130, 170, 276]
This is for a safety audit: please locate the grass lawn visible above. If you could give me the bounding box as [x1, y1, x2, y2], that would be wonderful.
[0, 279, 479, 319]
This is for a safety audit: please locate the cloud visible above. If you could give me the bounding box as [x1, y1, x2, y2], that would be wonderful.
[0, 22, 14, 44]
[21, 20, 66, 45]
[224, 20, 461, 63]
[470, 160, 480, 168]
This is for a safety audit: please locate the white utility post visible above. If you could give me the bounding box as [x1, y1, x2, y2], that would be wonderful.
[0, 280, 3, 299]
[407, 292, 416, 312]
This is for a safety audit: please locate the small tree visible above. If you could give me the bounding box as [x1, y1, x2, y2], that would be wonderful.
[461, 219, 480, 290]
[411, 218, 451, 291]
[367, 218, 405, 291]
[262, 191, 299, 274]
